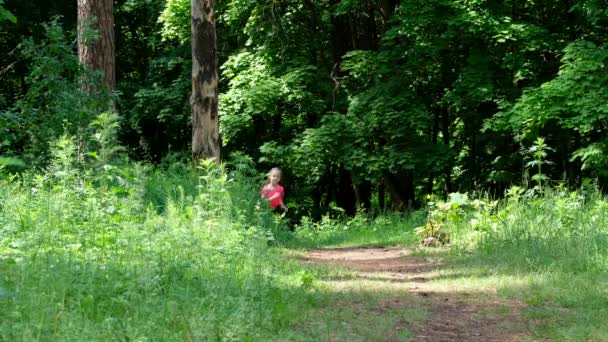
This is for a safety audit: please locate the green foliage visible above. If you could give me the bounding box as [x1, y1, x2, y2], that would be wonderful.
[220, 52, 285, 145]
[49, 134, 79, 180]
[212, 0, 608, 211]
[0, 156, 24, 168]
[218, 0, 333, 174]
[437, 184, 608, 258]
[489, 41, 608, 178]
[524, 137, 554, 189]
[495, 41, 608, 134]
[89, 112, 126, 166]
[3, 2, 608, 339]
[0, 144, 320, 340]
[4, 0, 608, 218]
[416, 193, 497, 246]
[334, 0, 368, 16]
[571, 0, 608, 25]
[0, 0, 16, 23]
[157, 0, 190, 42]
[1, 18, 106, 165]
[291, 212, 421, 248]
[443, 184, 608, 340]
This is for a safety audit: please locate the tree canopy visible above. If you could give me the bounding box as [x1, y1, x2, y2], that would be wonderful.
[1, 0, 607, 216]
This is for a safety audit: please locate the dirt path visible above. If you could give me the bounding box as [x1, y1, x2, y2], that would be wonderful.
[301, 247, 528, 341]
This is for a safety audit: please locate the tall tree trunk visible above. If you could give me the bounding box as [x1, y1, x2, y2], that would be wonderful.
[77, 0, 115, 92]
[191, 0, 220, 163]
[360, 1, 377, 50]
[305, 0, 319, 64]
[378, 181, 386, 211]
[353, 178, 372, 211]
[384, 171, 415, 210]
[441, 106, 452, 195]
[336, 167, 356, 216]
[428, 106, 440, 195]
[378, 0, 399, 32]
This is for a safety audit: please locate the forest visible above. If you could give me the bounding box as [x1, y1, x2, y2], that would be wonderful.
[1, 0, 607, 340]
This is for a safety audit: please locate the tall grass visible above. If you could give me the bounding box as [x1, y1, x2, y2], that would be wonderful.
[287, 211, 423, 249]
[0, 149, 317, 340]
[440, 186, 608, 340]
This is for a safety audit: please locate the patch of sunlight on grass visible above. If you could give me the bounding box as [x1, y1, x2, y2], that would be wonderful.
[322, 231, 418, 249]
[429, 272, 533, 294]
[316, 264, 534, 297]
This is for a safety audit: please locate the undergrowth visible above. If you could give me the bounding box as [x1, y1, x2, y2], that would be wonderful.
[287, 210, 422, 249]
[430, 185, 608, 340]
[0, 115, 320, 341]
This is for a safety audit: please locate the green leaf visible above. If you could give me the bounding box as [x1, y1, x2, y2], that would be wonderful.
[0, 0, 16, 23]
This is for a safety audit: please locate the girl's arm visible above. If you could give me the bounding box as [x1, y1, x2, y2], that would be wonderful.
[279, 199, 288, 210]
[267, 192, 281, 201]
[261, 184, 270, 198]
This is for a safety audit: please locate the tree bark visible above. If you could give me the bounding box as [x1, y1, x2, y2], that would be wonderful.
[378, 0, 399, 32]
[191, 0, 220, 163]
[378, 181, 386, 211]
[336, 167, 356, 216]
[77, 0, 115, 92]
[441, 106, 452, 195]
[384, 171, 415, 210]
[353, 178, 372, 211]
[428, 106, 440, 195]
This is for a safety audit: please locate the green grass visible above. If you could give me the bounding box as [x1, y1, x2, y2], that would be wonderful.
[0, 160, 428, 341]
[283, 212, 424, 249]
[3, 155, 607, 341]
[434, 188, 608, 341]
[0, 162, 318, 341]
[286, 291, 426, 341]
[446, 245, 608, 341]
[286, 188, 608, 341]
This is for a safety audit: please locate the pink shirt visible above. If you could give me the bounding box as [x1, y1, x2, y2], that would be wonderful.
[262, 185, 284, 208]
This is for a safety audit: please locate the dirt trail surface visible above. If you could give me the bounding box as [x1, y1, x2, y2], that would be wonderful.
[301, 247, 528, 341]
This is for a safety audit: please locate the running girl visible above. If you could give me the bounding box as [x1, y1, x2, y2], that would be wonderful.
[261, 167, 288, 212]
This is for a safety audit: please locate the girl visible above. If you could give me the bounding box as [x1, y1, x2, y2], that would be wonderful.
[261, 167, 288, 212]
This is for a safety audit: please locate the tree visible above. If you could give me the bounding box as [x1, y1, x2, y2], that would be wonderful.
[77, 0, 115, 92]
[190, 0, 220, 162]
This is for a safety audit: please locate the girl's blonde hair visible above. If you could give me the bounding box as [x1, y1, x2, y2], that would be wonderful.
[267, 167, 282, 177]
[263, 167, 282, 185]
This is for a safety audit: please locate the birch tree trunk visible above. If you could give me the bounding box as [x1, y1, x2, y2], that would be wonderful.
[191, 0, 220, 163]
[77, 0, 115, 92]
